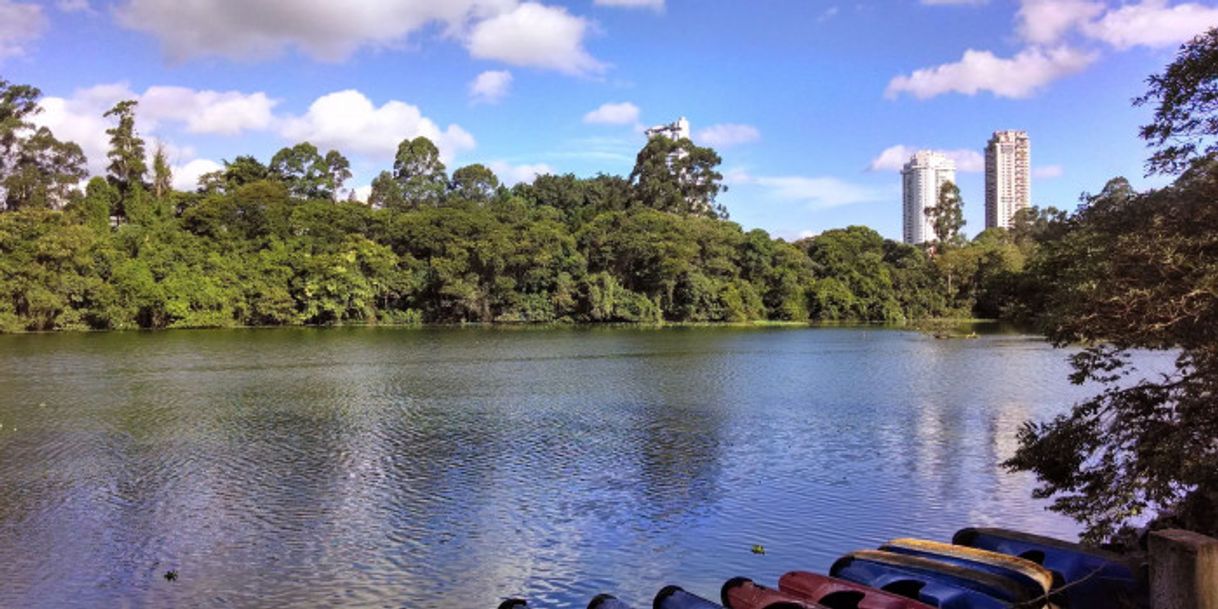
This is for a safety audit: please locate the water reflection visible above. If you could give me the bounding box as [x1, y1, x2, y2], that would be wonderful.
[0, 326, 1109, 609]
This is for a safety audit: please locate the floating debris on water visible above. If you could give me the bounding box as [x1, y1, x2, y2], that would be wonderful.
[751, 544, 766, 555]
[164, 570, 178, 582]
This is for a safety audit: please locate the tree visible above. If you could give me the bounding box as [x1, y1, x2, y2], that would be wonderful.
[1007, 34, 1218, 543]
[450, 163, 499, 203]
[1135, 28, 1218, 175]
[323, 150, 351, 202]
[0, 79, 43, 176]
[198, 155, 269, 195]
[391, 136, 448, 207]
[103, 100, 147, 198]
[1, 127, 87, 211]
[368, 170, 405, 210]
[629, 137, 726, 218]
[924, 180, 965, 246]
[270, 142, 329, 201]
[151, 143, 172, 199]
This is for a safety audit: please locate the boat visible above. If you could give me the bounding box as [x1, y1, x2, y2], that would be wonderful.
[719, 577, 824, 609]
[777, 571, 942, 609]
[654, 585, 727, 609]
[878, 538, 1053, 602]
[952, 528, 1140, 608]
[830, 550, 1035, 608]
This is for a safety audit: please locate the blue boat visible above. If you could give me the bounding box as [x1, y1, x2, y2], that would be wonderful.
[830, 550, 1034, 608]
[878, 538, 1053, 603]
[654, 585, 726, 609]
[952, 527, 1140, 608]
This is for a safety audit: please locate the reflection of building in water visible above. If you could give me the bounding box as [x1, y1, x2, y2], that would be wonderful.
[645, 117, 691, 141]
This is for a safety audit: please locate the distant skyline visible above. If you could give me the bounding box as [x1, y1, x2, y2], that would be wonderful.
[3, 0, 1218, 240]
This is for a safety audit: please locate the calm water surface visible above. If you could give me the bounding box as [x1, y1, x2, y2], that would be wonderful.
[0, 326, 1113, 608]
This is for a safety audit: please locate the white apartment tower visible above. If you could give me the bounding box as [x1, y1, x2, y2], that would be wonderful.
[985, 130, 1030, 229]
[645, 117, 691, 141]
[902, 151, 957, 244]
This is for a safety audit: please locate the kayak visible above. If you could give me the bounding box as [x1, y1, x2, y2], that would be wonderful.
[830, 550, 1032, 608]
[952, 527, 1139, 608]
[777, 571, 940, 609]
[878, 538, 1053, 603]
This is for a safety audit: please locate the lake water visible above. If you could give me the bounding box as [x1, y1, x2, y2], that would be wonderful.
[0, 326, 1115, 608]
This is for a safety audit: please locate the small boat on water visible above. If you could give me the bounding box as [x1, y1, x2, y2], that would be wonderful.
[498, 526, 1145, 609]
[953, 527, 1140, 608]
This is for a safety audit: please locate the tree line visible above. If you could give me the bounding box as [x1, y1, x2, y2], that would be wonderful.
[0, 75, 1043, 332]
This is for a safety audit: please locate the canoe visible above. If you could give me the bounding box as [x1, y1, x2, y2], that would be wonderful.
[654, 585, 725, 609]
[719, 577, 825, 609]
[777, 571, 939, 609]
[590, 593, 636, 609]
[879, 538, 1053, 602]
[952, 527, 1139, 608]
[831, 550, 1033, 608]
[498, 600, 528, 609]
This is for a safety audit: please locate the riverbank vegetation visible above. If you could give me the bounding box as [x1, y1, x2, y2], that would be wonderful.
[1, 76, 1044, 332]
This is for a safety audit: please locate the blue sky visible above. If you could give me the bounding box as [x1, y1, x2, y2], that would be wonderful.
[2, 0, 1217, 240]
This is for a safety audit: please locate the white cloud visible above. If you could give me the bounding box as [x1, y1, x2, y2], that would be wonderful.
[280, 89, 475, 163]
[818, 7, 840, 22]
[583, 101, 640, 125]
[171, 158, 223, 191]
[115, 0, 603, 74]
[138, 86, 277, 135]
[487, 161, 554, 185]
[593, 0, 664, 9]
[32, 83, 279, 174]
[115, 0, 485, 62]
[1017, 0, 1104, 45]
[1033, 164, 1064, 178]
[696, 123, 760, 148]
[467, 2, 603, 75]
[469, 70, 513, 104]
[0, 1, 45, 60]
[869, 145, 984, 172]
[1082, 0, 1218, 50]
[736, 173, 891, 209]
[886, 46, 1097, 99]
[352, 185, 373, 203]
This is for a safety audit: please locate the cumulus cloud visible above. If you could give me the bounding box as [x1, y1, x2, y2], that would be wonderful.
[1017, 0, 1104, 45]
[696, 123, 760, 148]
[583, 102, 640, 125]
[469, 70, 513, 104]
[114, 0, 604, 74]
[137, 86, 277, 135]
[886, 46, 1096, 99]
[1082, 0, 1218, 49]
[32, 83, 279, 174]
[593, 0, 664, 9]
[0, 0, 46, 60]
[280, 89, 475, 163]
[467, 2, 603, 75]
[868, 145, 984, 172]
[1033, 164, 1064, 178]
[487, 161, 554, 185]
[171, 158, 223, 191]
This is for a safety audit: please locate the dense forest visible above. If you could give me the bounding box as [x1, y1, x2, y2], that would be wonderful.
[0, 77, 1062, 332]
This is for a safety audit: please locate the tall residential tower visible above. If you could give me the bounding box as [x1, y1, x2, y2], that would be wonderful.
[902, 151, 956, 244]
[985, 130, 1030, 229]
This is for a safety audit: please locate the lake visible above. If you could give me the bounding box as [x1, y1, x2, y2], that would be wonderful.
[0, 325, 1114, 608]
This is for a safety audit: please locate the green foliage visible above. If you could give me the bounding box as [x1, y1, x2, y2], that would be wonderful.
[450, 163, 500, 203]
[103, 100, 147, 202]
[1135, 28, 1218, 175]
[629, 137, 726, 218]
[925, 180, 966, 246]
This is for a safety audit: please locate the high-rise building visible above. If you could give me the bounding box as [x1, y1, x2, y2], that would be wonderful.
[645, 117, 691, 141]
[902, 151, 957, 244]
[985, 130, 1030, 229]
